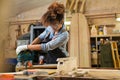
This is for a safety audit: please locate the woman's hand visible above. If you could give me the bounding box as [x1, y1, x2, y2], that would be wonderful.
[16, 45, 28, 55]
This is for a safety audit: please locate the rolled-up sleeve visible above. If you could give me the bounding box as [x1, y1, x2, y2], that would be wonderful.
[41, 32, 69, 51]
[38, 26, 53, 40]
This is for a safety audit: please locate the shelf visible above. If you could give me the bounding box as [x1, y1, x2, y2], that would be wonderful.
[91, 50, 97, 52]
[91, 34, 120, 38]
[91, 50, 100, 52]
[89, 24, 115, 27]
[90, 34, 120, 68]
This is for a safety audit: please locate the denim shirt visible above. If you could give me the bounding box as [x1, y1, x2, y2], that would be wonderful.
[38, 25, 69, 56]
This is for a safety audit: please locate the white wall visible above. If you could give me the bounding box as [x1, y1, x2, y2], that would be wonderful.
[10, 0, 65, 21]
[85, 0, 120, 14]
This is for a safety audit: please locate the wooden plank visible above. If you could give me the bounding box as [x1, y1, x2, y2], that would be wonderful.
[78, 68, 120, 79]
[78, 13, 91, 67]
[16, 64, 57, 72]
[15, 68, 120, 79]
[0, 69, 56, 79]
[1, 68, 120, 79]
[70, 13, 79, 67]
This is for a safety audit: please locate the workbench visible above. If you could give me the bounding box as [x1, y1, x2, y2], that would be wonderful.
[14, 74, 105, 80]
[14, 68, 120, 80]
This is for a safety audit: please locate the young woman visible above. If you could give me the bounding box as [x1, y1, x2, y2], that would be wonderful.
[16, 2, 69, 64]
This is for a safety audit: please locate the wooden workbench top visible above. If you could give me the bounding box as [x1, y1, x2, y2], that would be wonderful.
[1, 68, 120, 80]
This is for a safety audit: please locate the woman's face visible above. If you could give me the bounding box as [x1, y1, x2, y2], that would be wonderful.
[50, 23, 62, 31]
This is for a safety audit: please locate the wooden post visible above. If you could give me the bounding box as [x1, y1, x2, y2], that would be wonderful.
[78, 13, 91, 67]
[70, 13, 79, 67]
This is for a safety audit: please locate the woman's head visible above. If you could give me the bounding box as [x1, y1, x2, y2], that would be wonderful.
[41, 2, 65, 27]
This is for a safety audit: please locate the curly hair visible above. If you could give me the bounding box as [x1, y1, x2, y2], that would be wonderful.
[41, 2, 65, 27]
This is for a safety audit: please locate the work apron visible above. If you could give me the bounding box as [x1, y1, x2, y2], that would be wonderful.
[41, 32, 66, 64]
[45, 48, 66, 64]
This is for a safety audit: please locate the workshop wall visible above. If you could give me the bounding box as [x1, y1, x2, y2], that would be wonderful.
[10, 5, 49, 21]
[0, 0, 13, 72]
[85, 0, 120, 14]
[85, 0, 120, 27]
[10, 0, 65, 21]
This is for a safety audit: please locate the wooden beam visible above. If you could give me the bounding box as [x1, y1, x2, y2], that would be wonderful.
[79, 0, 86, 13]
[74, 0, 79, 12]
[85, 13, 115, 17]
[9, 20, 41, 25]
[69, 0, 76, 11]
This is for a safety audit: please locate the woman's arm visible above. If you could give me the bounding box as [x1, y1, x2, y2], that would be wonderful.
[16, 28, 49, 54]
[16, 44, 42, 55]
[31, 27, 48, 45]
[30, 37, 41, 45]
[41, 31, 69, 51]
[27, 44, 42, 50]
